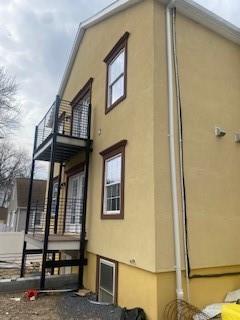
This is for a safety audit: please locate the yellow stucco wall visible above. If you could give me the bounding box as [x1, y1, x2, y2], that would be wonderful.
[62, 0, 157, 272]
[84, 252, 240, 320]
[157, 267, 240, 320]
[176, 12, 240, 270]
[118, 263, 158, 319]
[83, 251, 97, 293]
[154, 1, 240, 272]
[55, 0, 240, 318]
[84, 251, 158, 320]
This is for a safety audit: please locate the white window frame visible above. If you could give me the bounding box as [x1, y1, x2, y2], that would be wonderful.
[98, 258, 116, 304]
[107, 49, 125, 108]
[103, 153, 122, 215]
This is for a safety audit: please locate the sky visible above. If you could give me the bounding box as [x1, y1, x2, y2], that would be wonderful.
[0, 0, 239, 176]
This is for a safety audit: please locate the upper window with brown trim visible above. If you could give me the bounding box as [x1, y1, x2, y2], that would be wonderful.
[100, 140, 127, 219]
[104, 32, 129, 113]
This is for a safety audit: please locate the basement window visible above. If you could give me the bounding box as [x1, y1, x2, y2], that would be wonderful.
[98, 257, 117, 304]
[104, 32, 129, 113]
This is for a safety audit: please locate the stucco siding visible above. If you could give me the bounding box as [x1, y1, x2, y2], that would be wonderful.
[62, 0, 157, 272]
[154, 3, 240, 271]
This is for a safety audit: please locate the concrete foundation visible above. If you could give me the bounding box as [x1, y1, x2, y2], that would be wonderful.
[0, 274, 78, 293]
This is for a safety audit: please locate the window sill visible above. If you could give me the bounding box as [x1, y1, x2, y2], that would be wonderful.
[101, 212, 124, 220]
[105, 94, 126, 115]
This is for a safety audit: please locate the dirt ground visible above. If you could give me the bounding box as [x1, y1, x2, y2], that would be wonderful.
[0, 292, 122, 320]
[0, 293, 60, 320]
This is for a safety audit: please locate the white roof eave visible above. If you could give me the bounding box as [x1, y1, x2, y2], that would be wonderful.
[168, 0, 240, 45]
[58, 0, 143, 98]
[57, 0, 240, 98]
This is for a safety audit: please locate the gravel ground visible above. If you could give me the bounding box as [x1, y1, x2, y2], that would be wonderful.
[0, 292, 122, 320]
[57, 294, 122, 320]
[0, 292, 59, 320]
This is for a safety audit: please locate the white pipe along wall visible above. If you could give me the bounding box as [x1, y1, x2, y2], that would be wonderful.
[165, 0, 184, 300]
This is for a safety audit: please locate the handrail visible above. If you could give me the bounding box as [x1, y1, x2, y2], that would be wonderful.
[28, 198, 84, 236]
[35, 98, 91, 150]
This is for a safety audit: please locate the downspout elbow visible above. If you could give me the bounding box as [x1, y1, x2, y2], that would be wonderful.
[167, 0, 176, 9]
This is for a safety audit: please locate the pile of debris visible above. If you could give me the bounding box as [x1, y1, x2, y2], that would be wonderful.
[164, 289, 240, 320]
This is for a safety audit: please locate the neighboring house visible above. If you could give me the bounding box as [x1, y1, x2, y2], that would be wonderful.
[21, 0, 240, 319]
[0, 207, 7, 224]
[0, 188, 9, 208]
[0, 190, 5, 207]
[7, 178, 47, 232]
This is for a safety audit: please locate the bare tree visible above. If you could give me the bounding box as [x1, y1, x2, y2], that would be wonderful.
[0, 67, 20, 137]
[0, 142, 31, 207]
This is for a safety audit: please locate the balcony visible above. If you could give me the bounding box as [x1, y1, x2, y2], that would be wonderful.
[25, 198, 85, 251]
[34, 98, 91, 162]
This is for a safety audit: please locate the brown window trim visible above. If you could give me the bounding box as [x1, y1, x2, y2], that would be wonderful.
[70, 78, 93, 136]
[96, 255, 118, 304]
[62, 163, 85, 233]
[65, 162, 85, 177]
[100, 140, 127, 220]
[104, 32, 129, 114]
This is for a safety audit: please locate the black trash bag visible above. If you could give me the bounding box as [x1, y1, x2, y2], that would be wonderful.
[120, 307, 147, 320]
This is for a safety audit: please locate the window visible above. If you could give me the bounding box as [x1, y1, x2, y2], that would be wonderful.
[51, 181, 58, 217]
[31, 208, 42, 229]
[104, 155, 121, 213]
[31, 210, 42, 227]
[65, 164, 85, 234]
[97, 257, 118, 304]
[100, 140, 127, 219]
[71, 78, 93, 139]
[104, 32, 129, 113]
[58, 112, 66, 134]
[72, 91, 90, 139]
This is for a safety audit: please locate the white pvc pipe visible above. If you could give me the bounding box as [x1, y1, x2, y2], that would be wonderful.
[166, 0, 184, 300]
[171, 8, 190, 302]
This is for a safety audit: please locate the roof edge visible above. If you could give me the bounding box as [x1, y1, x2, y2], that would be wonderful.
[58, 0, 143, 98]
[58, 0, 240, 99]
[161, 0, 240, 45]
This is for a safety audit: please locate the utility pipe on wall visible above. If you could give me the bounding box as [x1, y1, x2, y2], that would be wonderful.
[166, 0, 184, 300]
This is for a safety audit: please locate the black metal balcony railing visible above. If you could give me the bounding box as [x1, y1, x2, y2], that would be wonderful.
[28, 198, 83, 236]
[36, 99, 90, 150]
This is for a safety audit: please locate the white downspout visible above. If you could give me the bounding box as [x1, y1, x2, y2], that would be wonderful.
[166, 0, 184, 300]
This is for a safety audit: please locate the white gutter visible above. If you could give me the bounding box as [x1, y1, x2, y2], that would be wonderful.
[166, 0, 184, 300]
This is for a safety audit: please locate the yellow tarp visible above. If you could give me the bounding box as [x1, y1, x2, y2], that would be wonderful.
[222, 304, 240, 320]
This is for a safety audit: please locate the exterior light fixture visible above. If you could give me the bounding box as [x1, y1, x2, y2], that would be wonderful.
[235, 133, 240, 143]
[215, 127, 226, 137]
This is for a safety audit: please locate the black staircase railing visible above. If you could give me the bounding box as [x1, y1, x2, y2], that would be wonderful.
[21, 94, 92, 291]
[28, 198, 84, 236]
[35, 99, 90, 150]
